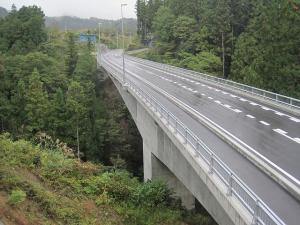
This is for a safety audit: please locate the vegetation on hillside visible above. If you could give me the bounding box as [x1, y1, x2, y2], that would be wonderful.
[0, 134, 215, 225]
[136, 0, 300, 98]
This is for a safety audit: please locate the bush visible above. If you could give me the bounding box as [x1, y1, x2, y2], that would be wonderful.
[132, 180, 173, 207]
[8, 189, 26, 206]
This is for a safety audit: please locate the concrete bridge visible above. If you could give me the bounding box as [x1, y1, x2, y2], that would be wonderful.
[99, 49, 300, 225]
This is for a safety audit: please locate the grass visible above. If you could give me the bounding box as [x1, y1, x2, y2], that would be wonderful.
[0, 133, 216, 225]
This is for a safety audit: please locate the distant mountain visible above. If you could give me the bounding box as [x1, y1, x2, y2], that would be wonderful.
[45, 16, 137, 33]
[0, 7, 8, 18]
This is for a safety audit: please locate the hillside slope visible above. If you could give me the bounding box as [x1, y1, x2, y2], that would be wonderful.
[0, 134, 214, 225]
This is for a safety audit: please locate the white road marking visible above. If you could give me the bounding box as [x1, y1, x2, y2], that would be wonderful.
[233, 109, 242, 113]
[182, 85, 187, 88]
[230, 94, 237, 98]
[214, 100, 222, 104]
[240, 98, 247, 102]
[196, 82, 200, 84]
[174, 81, 177, 84]
[208, 86, 212, 89]
[289, 117, 300, 123]
[273, 129, 300, 145]
[222, 91, 228, 95]
[201, 93, 206, 96]
[193, 90, 198, 93]
[215, 89, 220, 92]
[246, 115, 255, 119]
[201, 84, 206, 87]
[208, 97, 213, 100]
[190, 80, 195, 83]
[275, 111, 285, 116]
[250, 102, 259, 106]
[260, 121, 270, 126]
[262, 106, 271, 111]
[224, 104, 231, 108]
[188, 88, 193, 91]
[273, 129, 288, 135]
[294, 138, 300, 144]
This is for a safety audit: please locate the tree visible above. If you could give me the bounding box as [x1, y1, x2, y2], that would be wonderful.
[66, 81, 87, 160]
[25, 68, 50, 133]
[152, 6, 176, 42]
[65, 32, 78, 76]
[0, 6, 47, 54]
[231, 0, 300, 98]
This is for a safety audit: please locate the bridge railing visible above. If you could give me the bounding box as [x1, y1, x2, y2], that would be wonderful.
[101, 57, 285, 225]
[126, 55, 300, 111]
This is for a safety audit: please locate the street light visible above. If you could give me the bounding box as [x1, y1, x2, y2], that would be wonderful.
[98, 22, 102, 66]
[121, 3, 127, 86]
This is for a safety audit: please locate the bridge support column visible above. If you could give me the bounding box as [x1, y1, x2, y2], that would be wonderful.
[143, 126, 195, 210]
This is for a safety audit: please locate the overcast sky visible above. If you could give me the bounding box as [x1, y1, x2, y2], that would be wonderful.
[1, 0, 137, 19]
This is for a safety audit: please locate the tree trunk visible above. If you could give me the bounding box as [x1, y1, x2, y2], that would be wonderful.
[222, 32, 225, 78]
[76, 123, 80, 160]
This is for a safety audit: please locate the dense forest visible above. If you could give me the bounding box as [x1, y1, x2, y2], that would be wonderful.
[0, 5, 142, 175]
[136, 0, 300, 98]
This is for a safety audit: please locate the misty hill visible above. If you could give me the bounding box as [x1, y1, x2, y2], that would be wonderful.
[45, 16, 137, 33]
[0, 7, 8, 18]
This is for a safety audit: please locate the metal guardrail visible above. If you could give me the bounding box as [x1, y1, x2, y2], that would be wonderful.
[101, 57, 285, 225]
[126, 56, 300, 110]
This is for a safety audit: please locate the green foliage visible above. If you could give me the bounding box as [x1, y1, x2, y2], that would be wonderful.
[8, 189, 26, 206]
[153, 7, 176, 42]
[0, 134, 215, 225]
[132, 180, 173, 207]
[231, 0, 300, 97]
[0, 6, 47, 54]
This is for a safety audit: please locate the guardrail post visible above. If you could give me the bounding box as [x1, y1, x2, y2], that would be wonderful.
[209, 153, 214, 174]
[252, 199, 259, 225]
[227, 173, 233, 196]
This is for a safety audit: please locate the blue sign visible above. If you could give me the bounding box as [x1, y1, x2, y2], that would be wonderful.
[79, 34, 97, 42]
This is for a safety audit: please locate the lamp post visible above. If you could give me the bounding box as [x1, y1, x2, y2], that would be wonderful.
[121, 3, 127, 85]
[98, 22, 102, 65]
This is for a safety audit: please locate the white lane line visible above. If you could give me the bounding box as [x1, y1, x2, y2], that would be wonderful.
[273, 129, 288, 135]
[260, 121, 270, 126]
[208, 97, 213, 100]
[246, 115, 255, 119]
[215, 89, 220, 92]
[201, 93, 206, 96]
[174, 81, 177, 84]
[190, 80, 195, 83]
[224, 104, 231, 108]
[214, 100, 222, 104]
[289, 117, 300, 123]
[274, 129, 300, 145]
[222, 91, 228, 95]
[275, 111, 285, 116]
[193, 90, 198, 93]
[261, 106, 271, 111]
[208, 86, 212, 89]
[201, 84, 206, 87]
[240, 98, 247, 102]
[250, 102, 259, 106]
[233, 109, 242, 113]
[188, 88, 193, 91]
[195, 82, 200, 85]
[182, 85, 187, 88]
[230, 94, 237, 98]
[294, 138, 300, 144]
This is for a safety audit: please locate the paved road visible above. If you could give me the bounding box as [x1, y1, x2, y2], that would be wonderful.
[102, 50, 300, 225]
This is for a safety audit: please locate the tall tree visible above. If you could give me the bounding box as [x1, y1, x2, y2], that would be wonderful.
[25, 68, 50, 133]
[65, 32, 78, 76]
[0, 6, 47, 54]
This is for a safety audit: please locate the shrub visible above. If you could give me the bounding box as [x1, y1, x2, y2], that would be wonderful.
[132, 180, 173, 207]
[8, 189, 26, 206]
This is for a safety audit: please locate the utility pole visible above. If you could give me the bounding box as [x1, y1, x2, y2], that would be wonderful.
[222, 32, 225, 78]
[116, 31, 119, 48]
[121, 3, 127, 85]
